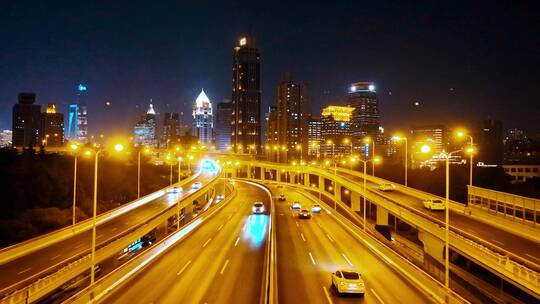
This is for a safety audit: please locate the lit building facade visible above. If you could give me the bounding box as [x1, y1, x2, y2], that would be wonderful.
[12, 92, 41, 148]
[163, 112, 181, 147]
[231, 36, 261, 153]
[308, 116, 323, 158]
[134, 104, 157, 147]
[347, 82, 380, 152]
[320, 106, 354, 157]
[193, 89, 213, 146]
[264, 106, 279, 160]
[276, 72, 309, 161]
[479, 119, 504, 165]
[76, 84, 88, 142]
[215, 101, 232, 151]
[41, 103, 64, 147]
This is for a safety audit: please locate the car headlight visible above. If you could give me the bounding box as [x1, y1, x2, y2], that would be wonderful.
[340, 281, 346, 286]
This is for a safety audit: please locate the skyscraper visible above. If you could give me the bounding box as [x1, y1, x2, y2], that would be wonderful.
[76, 84, 88, 142]
[264, 106, 279, 160]
[41, 103, 64, 147]
[215, 101, 232, 151]
[308, 116, 323, 158]
[134, 104, 158, 147]
[66, 104, 79, 141]
[231, 36, 261, 153]
[193, 89, 213, 146]
[479, 119, 504, 165]
[320, 106, 354, 157]
[276, 72, 309, 161]
[347, 82, 380, 152]
[163, 112, 181, 147]
[12, 92, 41, 148]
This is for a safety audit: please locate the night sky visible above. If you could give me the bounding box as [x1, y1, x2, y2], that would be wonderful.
[1, 1, 539, 136]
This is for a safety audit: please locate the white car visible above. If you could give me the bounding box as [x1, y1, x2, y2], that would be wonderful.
[216, 194, 225, 200]
[378, 183, 396, 191]
[167, 186, 183, 193]
[331, 270, 365, 295]
[423, 199, 445, 210]
[191, 182, 202, 190]
[291, 201, 301, 210]
[252, 202, 265, 214]
[311, 204, 322, 213]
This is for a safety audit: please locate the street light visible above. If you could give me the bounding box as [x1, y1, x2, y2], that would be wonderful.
[295, 144, 303, 163]
[137, 147, 151, 199]
[455, 130, 474, 188]
[392, 135, 408, 186]
[359, 156, 381, 231]
[177, 156, 183, 183]
[326, 139, 336, 177]
[343, 138, 353, 157]
[88, 143, 124, 285]
[364, 137, 376, 176]
[70, 144, 79, 226]
[176, 156, 184, 230]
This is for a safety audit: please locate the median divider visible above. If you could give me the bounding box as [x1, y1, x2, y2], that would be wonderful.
[65, 184, 237, 304]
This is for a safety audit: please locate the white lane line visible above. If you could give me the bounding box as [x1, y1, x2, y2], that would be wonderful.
[308, 252, 316, 265]
[202, 238, 212, 248]
[217, 224, 224, 231]
[17, 268, 32, 275]
[371, 288, 385, 304]
[74, 243, 82, 249]
[322, 286, 333, 304]
[220, 259, 230, 274]
[295, 221, 299, 227]
[242, 223, 247, 231]
[526, 254, 540, 262]
[317, 222, 322, 228]
[111, 227, 117, 232]
[234, 237, 240, 247]
[326, 234, 334, 243]
[300, 233, 306, 242]
[96, 234, 103, 239]
[177, 260, 192, 276]
[228, 214, 232, 220]
[50, 254, 61, 261]
[342, 253, 353, 266]
[491, 239, 504, 246]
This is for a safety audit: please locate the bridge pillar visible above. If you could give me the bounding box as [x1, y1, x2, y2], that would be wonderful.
[277, 170, 282, 182]
[418, 230, 445, 264]
[304, 173, 310, 187]
[335, 184, 342, 203]
[318, 176, 324, 191]
[351, 192, 360, 211]
[290, 172, 296, 184]
[247, 164, 252, 179]
[376, 206, 389, 226]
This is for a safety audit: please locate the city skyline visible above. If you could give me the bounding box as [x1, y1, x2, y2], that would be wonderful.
[0, 1, 539, 136]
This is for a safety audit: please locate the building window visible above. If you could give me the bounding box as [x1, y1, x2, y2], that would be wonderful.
[518, 168, 523, 172]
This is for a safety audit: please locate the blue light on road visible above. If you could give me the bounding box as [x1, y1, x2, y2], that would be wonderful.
[243, 214, 268, 249]
[200, 159, 218, 173]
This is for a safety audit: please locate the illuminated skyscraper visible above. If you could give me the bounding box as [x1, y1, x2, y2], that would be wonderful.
[134, 103, 157, 147]
[215, 101, 232, 151]
[276, 72, 309, 161]
[320, 106, 354, 157]
[41, 103, 64, 147]
[231, 36, 261, 153]
[347, 82, 380, 152]
[308, 116, 323, 158]
[12, 92, 41, 148]
[193, 89, 213, 146]
[76, 84, 88, 142]
[163, 112, 181, 147]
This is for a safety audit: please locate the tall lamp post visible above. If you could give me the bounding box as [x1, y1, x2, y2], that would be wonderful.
[358, 157, 381, 231]
[364, 137, 376, 176]
[456, 131, 474, 188]
[89, 143, 124, 285]
[392, 136, 408, 186]
[177, 156, 183, 183]
[70, 144, 79, 226]
[326, 140, 336, 177]
[137, 147, 151, 199]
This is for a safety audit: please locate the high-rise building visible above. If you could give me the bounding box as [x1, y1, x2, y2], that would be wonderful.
[41, 103, 64, 147]
[193, 89, 213, 146]
[264, 106, 279, 160]
[320, 106, 354, 157]
[66, 104, 79, 141]
[276, 72, 309, 161]
[163, 112, 181, 147]
[231, 36, 261, 153]
[134, 104, 158, 147]
[409, 124, 447, 168]
[347, 82, 380, 152]
[308, 116, 323, 158]
[215, 101, 232, 151]
[12, 92, 41, 148]
[479, 119, 503, 165]
[76, 84, 88, 142]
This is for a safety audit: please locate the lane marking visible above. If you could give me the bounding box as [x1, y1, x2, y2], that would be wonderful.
[342, 253, 353, 267]
[326, 234, 334, 243]
[111, 227, 117, 232]
[371, 288, 385, 304]
[322, 286, 333, 304]
[74, 243, 82, 249]
[177, 260, 192, 276]
[526, 254, 540, 262]
[202, 238, 212, 248]
[228, 214, 232, 220]
[234, 237, 240, 247]
[300, 233, 306, 242]
[217, 224, 224, 231]
[242, 223, 247, 231]
[17, 268, 31, 275]
[317, 222, 323, 228]
[308, 252, 316, 265]
[295, 221, 299, 227]
[50, 254, 61, 261]
[220, 259, 230, 274]
[491, 239, 504, 246]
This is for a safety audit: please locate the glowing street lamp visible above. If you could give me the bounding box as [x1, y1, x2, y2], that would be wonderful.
[364, 137, 376, 176]
[392, 135, 408, 186]
[137, 147, 151, 198]
[455, 130, 475, 188]
[358, 156, 381, 231]
[70, 144, 79, 226]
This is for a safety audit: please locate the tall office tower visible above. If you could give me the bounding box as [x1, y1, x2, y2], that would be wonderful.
[163, 112, 181, 147]
[76, 84, 88, 142]
[41, 103, 64, 147]
[347, 82, 380, 153]
[264, 106, 279, 161]
[479, 119, 504, 165]
[215, 101, 232, 151]
[409, 124, 447, 168]
[66, 104, 79, 141]
[134, 104, 158, 147]
[308, 116, 323, 158]
[231, 36, 261, 153]
[276, 72, 309, 161]
[193, 89, 213, 146]
[320, 106, 354, 157]
[12, 92, 41, 148]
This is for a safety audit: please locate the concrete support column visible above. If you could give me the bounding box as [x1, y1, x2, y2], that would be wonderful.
[351, 192, 360, 211]
[319, 176, 324, 192]
[376, 205, 389, 225]
[247, 164, 252, 179]
[290, 172, 296, 184]
[184, 203, 194, 222]
[304, 173, 310, 187]
[277, 170, 282, 182]
[335, 184, 342, 202]
[418, 230, 445, 264]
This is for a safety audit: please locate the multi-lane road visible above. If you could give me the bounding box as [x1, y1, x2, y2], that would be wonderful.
[336, 171, 540, 265]
[0, 173, 216, 294]
[104, 181, 271, 303]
